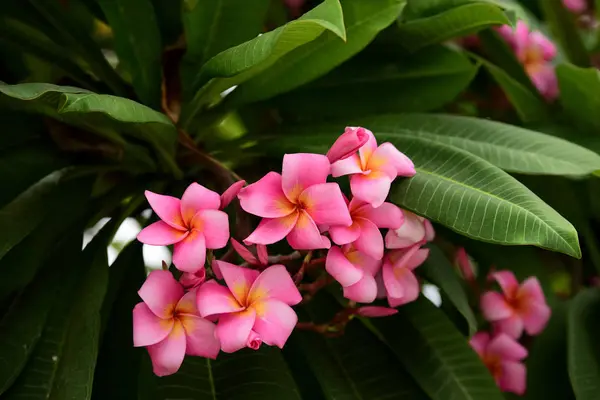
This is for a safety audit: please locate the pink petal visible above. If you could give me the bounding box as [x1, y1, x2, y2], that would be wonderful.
[518, 277, 546, 304]
[563, 0, 587, 12]
[217, 261, 260, 305]
[325, 246, 364, 287]
[530, 31, 557, 60]
[368, 143, 416, 178]
[172, 230, 206, 273]
[521, 301, 551, 336]
[490, 271, 519, 297]
[354, 201, 404, 229]
[488, 333, 528, 361]
[138, 270, 183, 319]
[175, 290, 200, 315]
[238, 172, 295, 218]
[493, 315, 525, 339]
[356, 306, 398, 318]
[481, 292, 513, 322]
[331, 154, 363, 177]
[231, 238, 259, 265]
[216, 308, 256, 353]
[343, 274, 378, 303]
[287, 210, 331, 250]
[405, 248, 430, 271]
[180, 315, 220, 359]
[256, 244, 269, 265]
[137, 221, 189, 245]
[383, 261, 420, 307]
[358, 129, 378, 167]
[385, 210, 426, 249]
[244, 212, 299, 245]
[247, 330, 262, 350]
[133, 303, 174, 347]
[329, 221, 362, 245]
[514, 21, 530, 60]
[147, 321, 187, 376]
[455, 247, 475, 281]
[191, 209, 230, 249]
[386, 245, 427, 271]
[220, 180, 246, 210]
[145, 190, 185, 230]
[282, 153, 330, 202]
[326, 126, 370, 163]
[424, 219, 435, 241]
[350, 172, 392, 208]
[247, 265, 302, 306]
[347, 247, 383, 276]
[498, 361, 527, 395]
[353, 218, 384, 260]
[469, 332, 490, 358]
[196, 280, 244, 317]
[301, 183, 352, 226]
[180, 269, 207, 290]
[251, 299, 297, 348]
[180, 183, 221, 224]
[529, 64, 558, 101]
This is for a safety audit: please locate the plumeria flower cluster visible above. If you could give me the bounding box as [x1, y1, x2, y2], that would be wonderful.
[457, 252, 551, 395]
[134, 126, 435, 376]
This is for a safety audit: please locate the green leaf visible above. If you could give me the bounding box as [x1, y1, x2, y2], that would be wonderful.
[557, 63, 600, 133]
[568, 288, 600, 400]
[419, 244, 477, 335]
[369, 297, 503, 400]
[96, 0, 163, 108]
[180, 0, 346, 126]
[151, 0, 182, 45]
[181, 0, 270, 89]
[396, 2, 509, 52]
[0, 83, 180, 176]
[271, 45, 478, 118]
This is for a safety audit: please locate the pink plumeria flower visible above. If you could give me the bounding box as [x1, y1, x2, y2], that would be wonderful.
[385, 210, 434, 249]
[331, 128, 415, 207]
[356, 306, 398, 318]
[220, 180, 246, 209]
[238, 153, 352, 249]
[563, 0, 587, 13]
[132, 271, 220, 376]
[179, 268, 206, 290]
[326, 126, 369, 163]
[137, 183, 230, 272]
[326, 244, 382, 303]
[455, 247, 476, 282]
[481, 271, 551, 338]
[381, 245, 429, 307]
[470, 332, 528, 395]
[329, 197, 404, 260]
[197, 262, 302, 353]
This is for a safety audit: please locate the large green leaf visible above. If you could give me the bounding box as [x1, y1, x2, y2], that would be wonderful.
[271, 45, 478, 118]
[568, 288, 600, 400]
[0, 83, 180, 175]
[180, 0, 346, 126]
[96, 0, 163, 109]
[369, 297, 503, 400]
[419, 244, 477, 335]
[396, 2, 509, 52]
[557, 63, 600, 133]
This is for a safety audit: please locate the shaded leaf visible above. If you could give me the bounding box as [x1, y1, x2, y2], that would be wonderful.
[557, 63, 600, 133]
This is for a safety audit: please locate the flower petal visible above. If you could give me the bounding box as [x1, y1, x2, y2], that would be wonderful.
[282, 153, 330, 202]
[325, 246, 364, 287]
[493, 315, 525, 339]
[133, 303, 174, 347]
[358, 129, 378, 167]
[247, 265, 302, 306]
[326, 126, 370, 163]
[343, 274, 378, 303]
[490, 270, 519, 297]
[244, 212, 299, 245]
[368, 143, 416, 178]
[147, 320, 187, 376]
[387, 268, 420, 308]
[481, 292, 513, 322]
[354, 201, 404, 229]
[518, 277, 546, 304]
[331, 154, 363, 177]
[176, 290, 200, 315]
[191, 209, 230, 249]
[521, 301, 551, 336]
[218, 261, 260, 305]
[488, 333, 528, 361]
[356, 306, 398, 318]
[345, 245, 382, 276]
[172, 230, 206, 272]
[196, 280, 244, 317]
[231, 238, 259, 265]
[498, 361, 527, 395]
[329, 222, 362, 246]
[256, 245, 269, 265]
[469, 332, 490, 358]
[180, 315, 220, 359]
[238, 172, 295, 218]
[180, 183, 221, 224]
[179, 269, 206, 290]
[350, 172, 392, 208]
[385, 210, 426, 249]
[137, 221, 189, 245]
[300, 183, 352, 226]
[145, 190, 185, 230]
[530, 31, 556, 60]
[287, 210, 331, 250]
[138, 270, 183, 319]
[247, 330, 262, 350]
[353, 218, 384, 260]
[216, 308, 257, 353]
[220, 180, 246, 210]
[252, 299, 297, 348]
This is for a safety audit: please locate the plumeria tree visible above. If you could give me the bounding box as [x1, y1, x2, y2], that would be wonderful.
[2, 0, 600, 399]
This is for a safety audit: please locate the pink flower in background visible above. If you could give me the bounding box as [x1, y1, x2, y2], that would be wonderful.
[329, 197, 404, 260]
[238, 153, 351, 249]
[137, 184, 230, 272]
[455, 247, 476, 282]
[385, 210, 434, 249]
[326, 126, 370, 163]
[481, 271, 551, 338]
[197, 262, 302, 353]
[381, 245, 429, 307]
[496, 21, 559, 101]
[133, 271, 220, 376]
[470, 332, 528, 395]
[356, 306, 398, 318]
[220, 180, 246, 209]
[331, 128, 415, 207]
[326, 244, 382, 303]
[563, 0, 587, 13]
